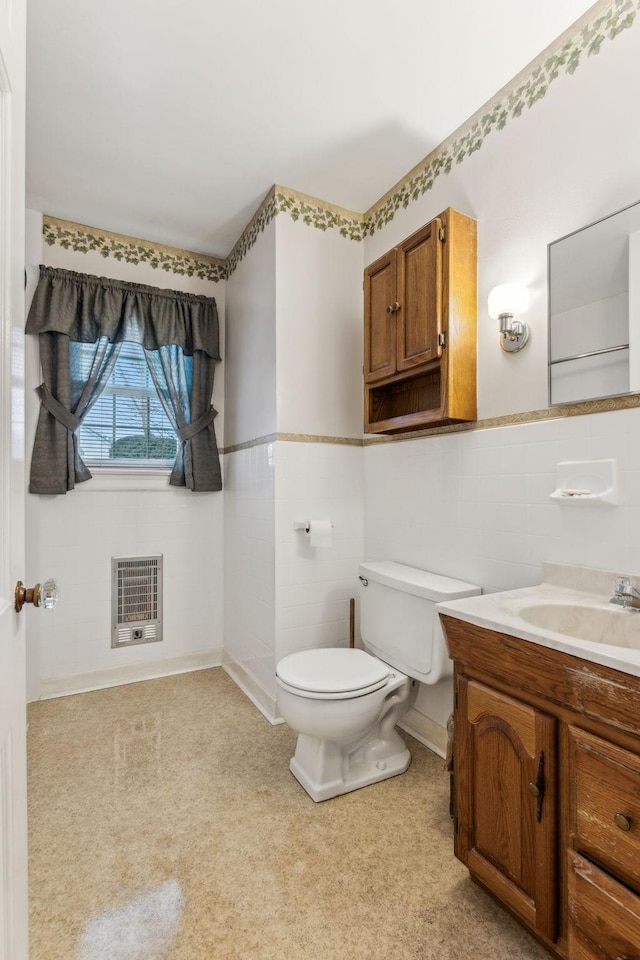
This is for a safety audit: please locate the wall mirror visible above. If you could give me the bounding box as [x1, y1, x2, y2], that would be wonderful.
[548, 199, 640, 406]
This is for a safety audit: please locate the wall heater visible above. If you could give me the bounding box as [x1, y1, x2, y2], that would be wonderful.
[111, 555, 163, 648]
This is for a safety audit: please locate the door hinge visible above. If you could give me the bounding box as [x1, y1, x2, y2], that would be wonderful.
[454, 689, 458, 709]
[438, 332, 446, 348]
[439, 225, 446, 242]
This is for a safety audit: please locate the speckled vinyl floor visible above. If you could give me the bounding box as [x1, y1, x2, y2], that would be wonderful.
[28, 669, 550, 960]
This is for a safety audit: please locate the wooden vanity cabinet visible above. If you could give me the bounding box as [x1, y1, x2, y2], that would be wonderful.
[363, 207, 476, 434]
[456, 678, 557, 942]
[442, 613, 640, 959]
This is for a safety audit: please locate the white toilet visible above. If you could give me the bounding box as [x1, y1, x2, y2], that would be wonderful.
[276, 560, 480, 802]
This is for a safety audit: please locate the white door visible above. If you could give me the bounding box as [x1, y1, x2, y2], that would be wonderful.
[0, 1, 28, 958]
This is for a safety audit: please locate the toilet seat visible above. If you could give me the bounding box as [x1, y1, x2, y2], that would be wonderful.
[276, 648, 390, 700]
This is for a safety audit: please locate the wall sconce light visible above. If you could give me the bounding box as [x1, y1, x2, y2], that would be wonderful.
[488, 283, 530, 353]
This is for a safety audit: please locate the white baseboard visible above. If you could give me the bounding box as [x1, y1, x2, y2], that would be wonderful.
[399, 706, 447, 759]
[222, 653, 284, 725]
[38, 649, 223, 701]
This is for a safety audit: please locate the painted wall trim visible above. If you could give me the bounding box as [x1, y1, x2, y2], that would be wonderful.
[222, 653, 284, 725]
[221, 392, 640, 453]
[43, 215, 227, 282]
[399, 711, 447, 760]
[363, 391, 640, 444]
[222, 433, 277, 455]
[36, 649, 223, 701]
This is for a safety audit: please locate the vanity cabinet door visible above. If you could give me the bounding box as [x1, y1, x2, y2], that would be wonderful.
[568, 850, 640, 959]
[568, 725, 640, 894]
[456, 677, 557, 942]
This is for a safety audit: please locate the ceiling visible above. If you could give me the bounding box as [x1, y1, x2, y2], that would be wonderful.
[26, 0, 596, 258]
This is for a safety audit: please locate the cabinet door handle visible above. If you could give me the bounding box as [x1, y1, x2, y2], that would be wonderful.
[614, 813, 632, 832]
[528, 751, 545, 822]
[391, 301, 400, 312]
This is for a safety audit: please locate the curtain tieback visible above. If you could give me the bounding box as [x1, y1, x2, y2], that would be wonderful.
[176, 406, 217, 443]
[36, 383, 82, 432]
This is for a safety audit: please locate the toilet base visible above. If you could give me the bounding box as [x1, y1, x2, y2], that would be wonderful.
[289, 728, 412, 802]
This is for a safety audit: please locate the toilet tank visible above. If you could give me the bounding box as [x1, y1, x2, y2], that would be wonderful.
[359, 561, 480, 685]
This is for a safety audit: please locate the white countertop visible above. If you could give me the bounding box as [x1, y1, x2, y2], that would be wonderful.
[436, 563, 640, 679]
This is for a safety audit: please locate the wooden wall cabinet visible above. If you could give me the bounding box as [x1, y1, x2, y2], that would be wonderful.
[442, 614, 640, 959]
[363, 207, 477, 434]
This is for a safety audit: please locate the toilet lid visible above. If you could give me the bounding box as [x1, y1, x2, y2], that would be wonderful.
[276, 648, 389, 695]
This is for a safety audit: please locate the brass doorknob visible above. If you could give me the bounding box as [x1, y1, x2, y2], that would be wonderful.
[15, 578, 59, 613]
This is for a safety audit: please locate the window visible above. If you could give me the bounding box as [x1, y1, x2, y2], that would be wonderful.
[75, 341, 177, 468]
[28, 265, 221, 494]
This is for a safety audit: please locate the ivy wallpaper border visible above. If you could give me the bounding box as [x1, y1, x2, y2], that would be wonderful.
[43, 216, 228, 283]
[364, 0, 639, 233]
[225, 185, 364, 276]
[226, 0, 638, 270]
[43, 0, 639, 279]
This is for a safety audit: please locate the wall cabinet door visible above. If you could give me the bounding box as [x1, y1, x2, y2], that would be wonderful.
[364, 219, 442, 384]
[396, 218, 442, 372]
[364, 249, 397, 383]
[363, 207, 476, 433]
[456, 677, 557, 942]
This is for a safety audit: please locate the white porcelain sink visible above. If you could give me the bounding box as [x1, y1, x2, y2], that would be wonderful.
[435, 562, 640, 679]
[518, 602, 640, 650]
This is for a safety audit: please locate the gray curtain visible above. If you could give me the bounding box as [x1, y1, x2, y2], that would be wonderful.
[144, 345, 221, 491]
[26, 265, 221, 494]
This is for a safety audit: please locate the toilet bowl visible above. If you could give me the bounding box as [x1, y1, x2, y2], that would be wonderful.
[276, 561, 480, 802]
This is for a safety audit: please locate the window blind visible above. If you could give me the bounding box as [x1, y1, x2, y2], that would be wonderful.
[76, 342, 177, 464]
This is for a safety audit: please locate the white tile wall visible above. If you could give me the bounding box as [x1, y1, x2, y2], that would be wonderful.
[223, 442, 276, 700]
[275, 441, 364, 660]
[365, 407, 640, 594]
[364, 405, 640, 747]
[24, 208, 226, 699]
[27, 477, 224, 690]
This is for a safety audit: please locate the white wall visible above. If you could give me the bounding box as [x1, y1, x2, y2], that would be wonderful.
[275, 441, 364, 663]
[222, 214, 365, 718]
[26, 13, 640, 751]
[224, 220, 276, 448]
[363, 21, 640, 420]
[361, 21, 640, 749]
[275, 215, 363, 438]
[223, 221, 277, 714]
[25, 211, 225, 700]
[223, 441, 276, 713]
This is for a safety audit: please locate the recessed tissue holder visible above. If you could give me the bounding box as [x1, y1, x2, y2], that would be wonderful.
[550, 459, 617, 505]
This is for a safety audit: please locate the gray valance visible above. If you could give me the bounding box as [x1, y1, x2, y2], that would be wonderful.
[26, 265, 222, 495]
[26, 265, 220, 359]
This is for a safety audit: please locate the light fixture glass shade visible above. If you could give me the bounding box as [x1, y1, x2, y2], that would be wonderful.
[487, 283, 530, 319]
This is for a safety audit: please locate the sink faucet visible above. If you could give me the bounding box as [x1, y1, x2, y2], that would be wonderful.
[610, 577, 640, 611]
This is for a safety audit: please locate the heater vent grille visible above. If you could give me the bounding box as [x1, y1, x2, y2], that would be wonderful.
[111, 555, 163, 648]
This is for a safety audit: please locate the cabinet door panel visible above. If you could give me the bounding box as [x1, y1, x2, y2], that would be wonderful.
[568, 850, 640, 960]
[456, 678, 557, 942]
[568, 725, 640, 894]
[364, 251, 396, 383]
[396, 219, 442, 372]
